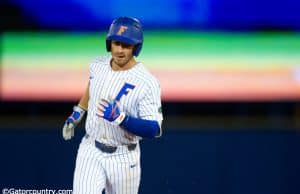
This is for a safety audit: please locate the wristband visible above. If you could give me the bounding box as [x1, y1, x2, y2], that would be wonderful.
[113, 112, 126, 125]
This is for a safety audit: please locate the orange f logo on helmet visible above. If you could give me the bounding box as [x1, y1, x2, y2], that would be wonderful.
[117, 25, 128, 35]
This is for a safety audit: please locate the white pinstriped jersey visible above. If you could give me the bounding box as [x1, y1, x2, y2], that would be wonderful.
[85, 56, 163, 146]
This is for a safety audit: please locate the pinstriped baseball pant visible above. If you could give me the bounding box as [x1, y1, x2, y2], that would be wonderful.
[72, 136, 141, 194]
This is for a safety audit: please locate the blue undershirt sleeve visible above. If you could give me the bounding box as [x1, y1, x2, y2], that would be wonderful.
[120, 115, 160, 138]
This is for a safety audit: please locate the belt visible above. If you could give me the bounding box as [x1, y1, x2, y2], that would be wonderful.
[85, 134, 137, 154]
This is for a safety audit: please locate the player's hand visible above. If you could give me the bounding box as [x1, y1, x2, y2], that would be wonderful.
[62, 105, 86, 140]
[96, 99, 126, 125]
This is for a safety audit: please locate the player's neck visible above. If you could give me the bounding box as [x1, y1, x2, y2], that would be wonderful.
[111, 58, 137, 71]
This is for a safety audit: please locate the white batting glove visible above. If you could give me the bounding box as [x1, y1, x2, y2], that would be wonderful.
[62, 105, 86, 140]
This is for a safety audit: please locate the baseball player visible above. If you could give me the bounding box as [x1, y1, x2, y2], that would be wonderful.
[62, 16, 163, 194]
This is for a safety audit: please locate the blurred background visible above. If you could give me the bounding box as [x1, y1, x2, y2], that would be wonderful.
[1, 0, 300, 193]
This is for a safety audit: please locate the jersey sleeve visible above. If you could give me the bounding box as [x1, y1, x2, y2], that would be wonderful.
[137, 78, 163, 123]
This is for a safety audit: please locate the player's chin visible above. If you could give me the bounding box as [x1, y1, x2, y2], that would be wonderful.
[114, 57, 129, 67]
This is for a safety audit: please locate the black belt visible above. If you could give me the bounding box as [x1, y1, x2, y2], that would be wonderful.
[85, 134, 136, 153]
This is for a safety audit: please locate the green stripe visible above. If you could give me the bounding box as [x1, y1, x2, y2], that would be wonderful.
[3, 31, 300, 69]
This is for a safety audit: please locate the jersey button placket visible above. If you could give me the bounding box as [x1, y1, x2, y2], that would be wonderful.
[97, 69, 113, 141]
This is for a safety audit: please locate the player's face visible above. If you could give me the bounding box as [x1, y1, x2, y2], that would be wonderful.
[111, 41, 135, 69]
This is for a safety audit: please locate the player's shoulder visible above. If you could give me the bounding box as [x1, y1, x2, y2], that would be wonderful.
[133, 63, 160, 87]
[89, 55, 111, 69]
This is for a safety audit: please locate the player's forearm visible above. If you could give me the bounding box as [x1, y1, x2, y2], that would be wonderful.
[120, 115, 161, 138]
[78, 84, 89, 110]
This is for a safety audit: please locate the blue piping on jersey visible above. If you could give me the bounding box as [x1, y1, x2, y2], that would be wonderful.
[120, 115, 160, 138]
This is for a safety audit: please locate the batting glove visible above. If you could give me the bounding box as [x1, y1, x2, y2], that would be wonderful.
[62, 105, 86, 140]
[96, 99, 126, 125]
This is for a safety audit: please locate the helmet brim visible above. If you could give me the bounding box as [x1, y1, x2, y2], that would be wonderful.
[107, 35, 138, 46]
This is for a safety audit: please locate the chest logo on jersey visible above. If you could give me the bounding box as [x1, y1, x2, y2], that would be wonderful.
[115, 83, 135, 101]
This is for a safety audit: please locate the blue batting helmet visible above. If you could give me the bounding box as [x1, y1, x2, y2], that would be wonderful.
[106, 16, 143, 57]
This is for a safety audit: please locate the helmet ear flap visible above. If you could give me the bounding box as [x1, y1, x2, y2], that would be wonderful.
[106, 40, 111, 52]
[133, 43, 142, 56]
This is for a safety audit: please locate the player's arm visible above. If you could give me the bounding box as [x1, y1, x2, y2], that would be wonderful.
[120, 115, 161, 138]
[96, 80, 163, 139]
[78, 83, 89, 110]
[96, 99, 160, 138]
[122, 80, 163, 138]
[62, 83, 89, 140]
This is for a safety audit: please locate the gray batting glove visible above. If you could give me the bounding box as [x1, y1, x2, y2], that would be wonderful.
[62, 105, 86, 140]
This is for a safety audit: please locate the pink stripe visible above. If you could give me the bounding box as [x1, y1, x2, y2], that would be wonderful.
[2, 67, 300, 101]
